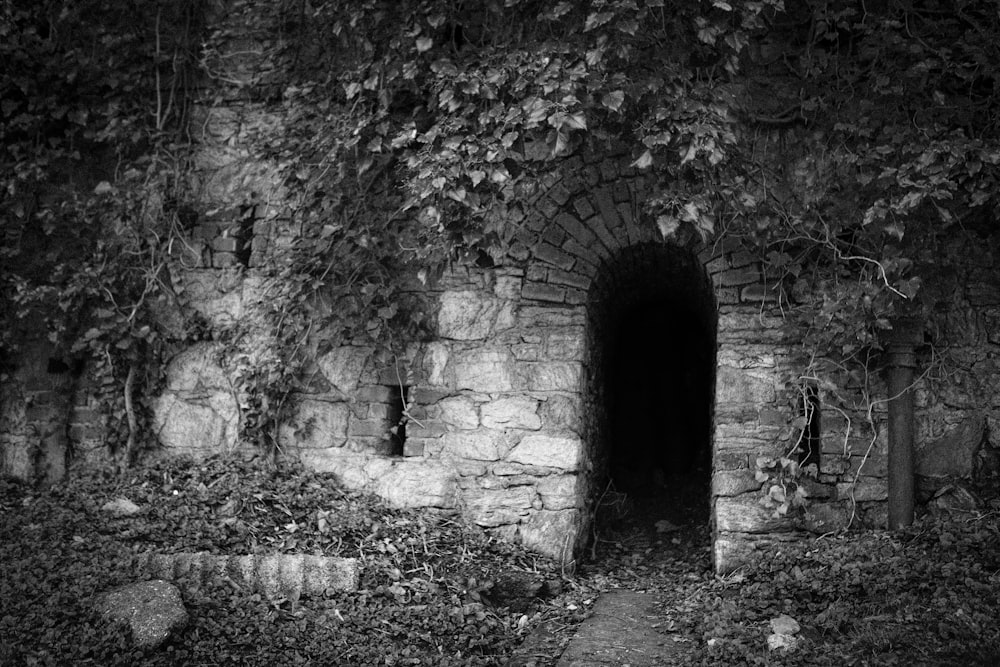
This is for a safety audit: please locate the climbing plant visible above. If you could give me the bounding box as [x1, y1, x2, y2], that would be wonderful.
[4, 0, 1000, 464]
[0, 0, 204, 466]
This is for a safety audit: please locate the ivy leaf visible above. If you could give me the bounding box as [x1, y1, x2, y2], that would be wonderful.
[601, 90, 625, 112]
[415, 37, 433, 53]
[631, 150, 653, 169]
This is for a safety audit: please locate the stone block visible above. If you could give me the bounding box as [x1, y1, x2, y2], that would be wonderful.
[152, 392, 239, 455]
[522, 362, 583, 391]
[95, 580, 188, 649]
[517, 509, 581, 562]
[346, 418, 388, 438]
[554, 212, 597, 248]
[533, 243, 576, 271]
[437, 291, 515, 340]
[536, 475, 579, 510]
[177, 270, 245, 327]
[466, 487, 536, 527]
[712, 469, 763, 497]
[437, 396, 479, 429]
[494, 274, 523, 299]
[317, 346, 373, 394]
[507, 434, 583, 470]
[836, 477, 887, 502]
[279, 399, 350, 448]
[521, 282, 566, 303]
[453, 349, 515, 392]
[161, 343, 230, 392]
[423, 342, 450, 386]
[714, 495, 797, 533]
[546, 329, 585, 360]
[437, 432, 503, 462]
[741, 283, 779, 303]
[916, 414, 985, 479]
[373, 462, 458, 508]
[573, 196, 595, 219]
[546, 268, 592, 291]
[715, 366, 776, 405]
[481, 397, 542, 430]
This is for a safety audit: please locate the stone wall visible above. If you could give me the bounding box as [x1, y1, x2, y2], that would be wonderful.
[5, 1, 999, 575]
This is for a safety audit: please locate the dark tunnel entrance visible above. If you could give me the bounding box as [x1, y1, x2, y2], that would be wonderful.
[606, 298, 715, 519]
[588, 243, 717, 538]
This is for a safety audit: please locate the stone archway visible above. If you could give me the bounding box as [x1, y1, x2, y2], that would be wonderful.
[586, 242, 717, 529]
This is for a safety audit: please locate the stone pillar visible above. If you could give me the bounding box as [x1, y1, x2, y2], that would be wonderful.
[884, 320, 921, 529]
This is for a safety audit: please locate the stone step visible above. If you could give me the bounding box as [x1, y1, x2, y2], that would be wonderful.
[136, 552, 360, 599]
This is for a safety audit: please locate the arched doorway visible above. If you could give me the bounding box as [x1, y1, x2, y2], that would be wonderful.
[587, 242, 717, 536]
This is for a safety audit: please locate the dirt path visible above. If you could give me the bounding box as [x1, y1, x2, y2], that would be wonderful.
[509, 476, 713, 666]
[554, 589, 685, 666]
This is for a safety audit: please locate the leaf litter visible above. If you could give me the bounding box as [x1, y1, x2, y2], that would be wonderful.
[1, 455, 999, 665]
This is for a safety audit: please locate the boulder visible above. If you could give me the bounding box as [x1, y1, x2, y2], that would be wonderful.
[95, 580, 188, 649]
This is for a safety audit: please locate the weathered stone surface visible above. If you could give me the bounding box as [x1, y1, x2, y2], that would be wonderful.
[452, 349, 515, 392]
[507, 435, 583, 470]
[836, 477, 887, 502]
[536, 475, 579, 510]
[95, 580, 188, 649]
[101, 498, 141, 516]
[160, 343, 229, 392]
[715, 366, 776, 405]
[714, 496, 797, 533]
[522, 362, 583, 391]
[373, 462, 458, 509]
[317, 346, 372, 393]
[712, 470, 762, 497]
[917, 415, 985, 479]
[437, 397, 479, 429]
[151, 343, 240, 455]
[437, 291, 515, 340]
[539, 395, 582, 433]
[545, 329, 586, 360]
[481, 397, 541, 430]
[152, 392, 239, 455]
[278, 399, 349, 449]
[437, 432, 503, 461]
[517, 509, 581, 562]
[177, 271, 245, 328]
[467, 487, 536, 527]
[424, 342, 450, 386]
[139, 552, 359, 596]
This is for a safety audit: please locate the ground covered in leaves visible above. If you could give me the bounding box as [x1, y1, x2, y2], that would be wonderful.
[2, 457, 999, 666]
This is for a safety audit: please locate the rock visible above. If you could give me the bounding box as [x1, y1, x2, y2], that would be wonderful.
[101, 498, 141, 516]
[712, 469, 763, 497]
[481, 397, 541, 430]
[517, 509, 582, 563]
[372, 462, 458, 509]
[437, 291, 514, 340]
[917, 415, 986, 480]
[485, 573, 544, 612]
[507, 434, 583, 470]
[767, 632, 799, 651]
[95, 580, 188, 649]
[767, 614, 801, 652]
[770, 614, 800, 635]
[437, 432, 502, 462]
[927, 484, 981, 515]
[139, 552, 360, 596]
[317, 346, 372, 393]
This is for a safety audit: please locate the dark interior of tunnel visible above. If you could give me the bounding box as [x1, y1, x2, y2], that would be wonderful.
[603, 295, 716, 526]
